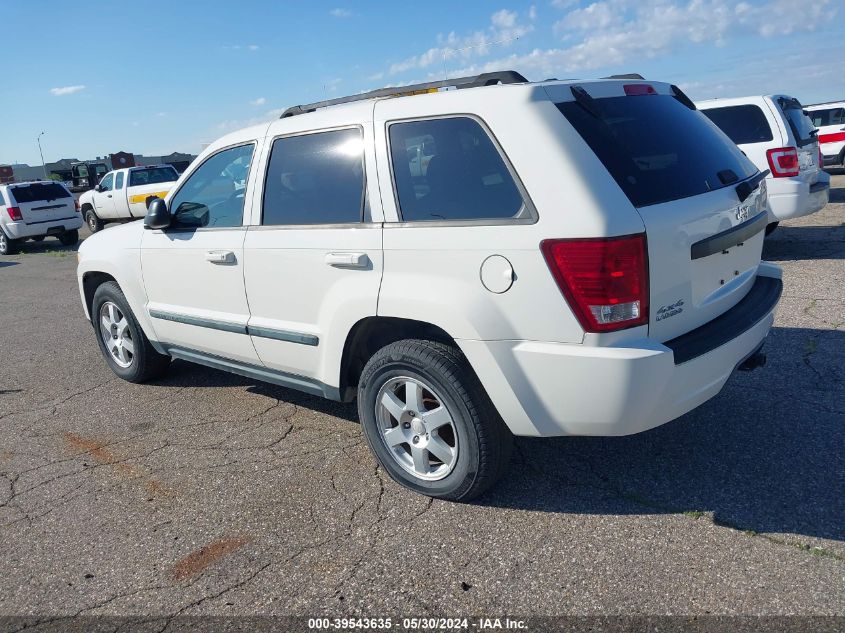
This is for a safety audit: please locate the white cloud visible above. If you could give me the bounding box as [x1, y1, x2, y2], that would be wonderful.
[248, 44, 259, 51]
[528, 5, 537, 20]
[436, 0, 834, 80]
[330, 8, 352, 17]
[250, 97, 267, 106]
[50, 85, 85, 96]
[388, 9, 533, 75]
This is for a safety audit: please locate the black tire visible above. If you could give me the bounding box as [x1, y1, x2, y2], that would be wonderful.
[0, 230, 19, 255]
[85, 208, 103, 233]
[91, 281, 170, 383]
[31, 236, 46, 242]
[765, 222, 779, 236]
[59, 229, 79, 246]
[357, 339, 512, 502]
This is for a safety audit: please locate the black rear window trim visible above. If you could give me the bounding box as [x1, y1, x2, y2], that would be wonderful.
[384, 112, 538, 226]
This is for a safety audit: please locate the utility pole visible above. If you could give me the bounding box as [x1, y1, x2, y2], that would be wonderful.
[37, 131, 48, 180]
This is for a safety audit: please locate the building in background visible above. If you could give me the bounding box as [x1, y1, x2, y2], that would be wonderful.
[2, 151, 196, 184]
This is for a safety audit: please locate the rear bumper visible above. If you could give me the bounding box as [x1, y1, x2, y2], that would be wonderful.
[3, 216, 83, 239]
[766, 173, 829, 222]
[459, 264, 782, 438]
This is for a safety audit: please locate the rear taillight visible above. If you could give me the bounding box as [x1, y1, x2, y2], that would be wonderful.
[6, 206, 22, 221]
[541, 234, 649, 333]
[74, 198, 80, 212]
[818, 146, 823, 167]
[766, 147, 799, 177]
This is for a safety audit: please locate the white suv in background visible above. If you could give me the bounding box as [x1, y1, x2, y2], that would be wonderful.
[77, 72, 782, 500]
[806, 101, 845, 169]
[697, 95, 829, 234]
[1, 181, 82, 255]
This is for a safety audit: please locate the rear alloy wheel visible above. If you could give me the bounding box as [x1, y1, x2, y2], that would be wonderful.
[0, 231, 19, 256]
[91, 281, 170, 382]
[358, 339, 512, 501]
[86, 209, 103, 233]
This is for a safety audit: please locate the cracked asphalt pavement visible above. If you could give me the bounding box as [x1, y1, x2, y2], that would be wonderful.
[0, 176, 843, 621]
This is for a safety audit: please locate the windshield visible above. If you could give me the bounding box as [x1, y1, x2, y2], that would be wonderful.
[10, 182, 71, 203]
[129, 167, 178, 187]
[558, 94, 757, 207]
[778, 98, 816, 147]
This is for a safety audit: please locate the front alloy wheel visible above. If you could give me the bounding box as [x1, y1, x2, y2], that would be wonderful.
[376, 376, 459, 481]
[98, 301, 135, 368]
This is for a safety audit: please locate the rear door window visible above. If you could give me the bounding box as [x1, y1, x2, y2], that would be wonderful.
[777, 97, 815, 147]
[129, 167, 178, 187]
[701, 105, 773, 144]
[809, 107, 845, 127]
[115, 172, 125, 189]
[9, 182, 72, 203]
[388, 117, 525, 222]
[262, 128, 365, 226]
[558, 94, 757, 208]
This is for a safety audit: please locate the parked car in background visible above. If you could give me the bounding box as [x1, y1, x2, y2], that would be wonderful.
[78, 165, 179, 233]
[78, 72, 781, 500]
[0, 181, 82, 255]
[805, 101, 845, 169]
[697, 95, 829, 234]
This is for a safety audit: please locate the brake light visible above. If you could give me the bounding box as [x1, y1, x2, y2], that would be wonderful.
[766, 147, 799, 177]
[818, 146, 823, 167]
[624, 84, 656, 96]
[74, 198, 80, 212]
[541, 234, 649, 333]
[6, 206, 22, 221]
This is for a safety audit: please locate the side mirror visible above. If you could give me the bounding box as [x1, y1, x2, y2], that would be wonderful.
[144, 198, 171, 230]
[94, 184, 103, 192]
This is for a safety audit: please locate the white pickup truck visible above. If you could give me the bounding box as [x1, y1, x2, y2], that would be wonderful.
[78, 165, 179, 233]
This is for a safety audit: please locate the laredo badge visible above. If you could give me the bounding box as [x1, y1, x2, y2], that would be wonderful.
[656, 299, 684, 322]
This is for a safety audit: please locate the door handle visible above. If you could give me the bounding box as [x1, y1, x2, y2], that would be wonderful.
[325, 252, 369, 269]
[205, 250, 235, 264]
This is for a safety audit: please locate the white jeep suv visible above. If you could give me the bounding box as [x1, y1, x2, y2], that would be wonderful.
[697, 95, 829, 234]
[1, 181, 82, 255]
[77, 72, 782, 500]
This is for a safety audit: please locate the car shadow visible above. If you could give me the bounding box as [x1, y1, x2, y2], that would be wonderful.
[480, 326, 845, 545]
[0, 261, 19, 268]
[763, 224, 845, 261]
[151, 359, 359, 422]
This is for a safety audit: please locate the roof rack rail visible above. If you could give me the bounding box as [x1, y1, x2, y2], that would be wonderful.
[603, 73, 645, 80]
[804, 100, 843, 107]
[280, 70, 528, 118]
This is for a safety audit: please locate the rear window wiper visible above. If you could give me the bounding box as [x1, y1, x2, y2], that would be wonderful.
[570, 85, 602, 119]
[735, 170, 770, 203]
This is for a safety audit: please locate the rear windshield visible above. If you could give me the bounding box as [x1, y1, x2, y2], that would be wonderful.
[777, 97, 816, 147]
[9, 182, 71, 203]
[701, 105, 773, 145]
[558, 94, 757, 208]
[129, 167, 178, 187]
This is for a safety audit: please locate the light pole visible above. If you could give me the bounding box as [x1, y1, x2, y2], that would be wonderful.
[37, 131, 48, 180]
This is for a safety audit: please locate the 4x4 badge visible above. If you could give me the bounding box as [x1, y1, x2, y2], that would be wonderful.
[656, 299, 684, 322]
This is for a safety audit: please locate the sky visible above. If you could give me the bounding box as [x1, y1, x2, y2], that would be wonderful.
[2, 0, 842, 165]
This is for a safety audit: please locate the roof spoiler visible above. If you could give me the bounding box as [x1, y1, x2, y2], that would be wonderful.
[603, 73, 645, 80]
[280, 70, 529, 118]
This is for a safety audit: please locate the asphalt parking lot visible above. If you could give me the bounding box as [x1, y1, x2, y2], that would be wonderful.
[1, 177, 843, 622]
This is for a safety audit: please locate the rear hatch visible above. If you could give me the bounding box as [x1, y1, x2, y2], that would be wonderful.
[772, 96, 821, 185]
[553, 82, 768, 341]
[8, 182, 75, 224]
